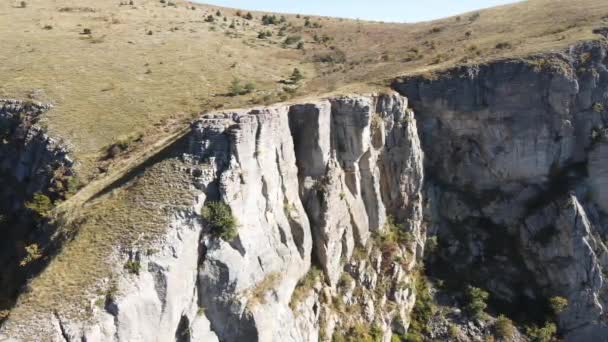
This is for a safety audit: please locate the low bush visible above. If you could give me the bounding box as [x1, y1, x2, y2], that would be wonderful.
[201, 201, 238, 241]
[262, 14, 279, 25]
[228, 78, 255, 96]
[465, 286, 489, 320]
[494, 315, 515, 340]
[20, 243, 43, 266]
[592, 102, 604, 113]
[495, 42, 512, 49]
[549, 296, 568, 315]
[124, 259, 141, 275]
[257, 30, 272, 39]
[26, 192, 53, 217]
[407, 273, 436, 340]
[313, 49, 347, 64]
[526, 322, 556, 342]
[290, 267, 323, 309]
[284, 35, 302, 46]
[290, 68, 304, 83]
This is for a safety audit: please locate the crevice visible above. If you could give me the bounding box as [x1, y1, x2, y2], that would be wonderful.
[54, 311, 70, 342]
[174, 315, 191, 342]
[148, 262, 168, 313]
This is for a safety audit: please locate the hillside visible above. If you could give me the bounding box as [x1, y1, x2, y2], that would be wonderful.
[1, 0, 608, 341]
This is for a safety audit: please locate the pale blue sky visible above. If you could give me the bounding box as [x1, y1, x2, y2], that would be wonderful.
[195, 0, 522, 23]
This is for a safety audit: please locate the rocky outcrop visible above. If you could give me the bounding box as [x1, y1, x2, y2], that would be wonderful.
[0, 93, 425, 341]
[0, 99, 73, 318]
[393, 40, 608, 339]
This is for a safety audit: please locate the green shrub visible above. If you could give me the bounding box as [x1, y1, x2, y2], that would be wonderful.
[425, 236, 438, 256]
[284, 35, 302, 46]
[124, 259, 141, 275]
[20, 243, 43, 266]
[257, 30, 272, 39]
[494, 315, 515, 340]
[244, 12, 253, 20]
[262, 14, 279, 25]
[448, 324, 460, 338]
[549, 296, 568, 315]
[495, 42, 512, 49]
[407, 274, 436, 340]
[205, 15, 215, 23]
[290, 267, 323, 309]
[405, 332, 423, 342]
[19, 1, 27, 8]
[201, 201, 238, 241]
[26, 192, 53, 217]
[391, 334, 403, 342]
[592, 102, 604, 113]
[290, 68, 304, 83]
[67, 176, 81, 195]
[228, 78, 255, 96]
[332, 331, 346, 342]
[526, 322, 556, 342]
[343, 323, 383, 342]
[465, 286, 489, 320]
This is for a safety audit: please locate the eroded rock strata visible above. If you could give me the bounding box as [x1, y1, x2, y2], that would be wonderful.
[393, 40, 608, 341]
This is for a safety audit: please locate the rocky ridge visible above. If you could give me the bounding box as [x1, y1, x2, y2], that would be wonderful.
[0, 94, 425, 341]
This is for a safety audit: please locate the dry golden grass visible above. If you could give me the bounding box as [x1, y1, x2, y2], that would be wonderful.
[1, 0, 606, 179]
[8, 155, 198, 323]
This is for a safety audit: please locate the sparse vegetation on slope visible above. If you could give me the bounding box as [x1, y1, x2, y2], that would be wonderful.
[1, 0, 606, 181]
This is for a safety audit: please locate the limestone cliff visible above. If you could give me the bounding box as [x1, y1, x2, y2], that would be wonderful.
[0, 94, 425, 341]
[1, 40, 608, 342]
[393, 40, 608, 340]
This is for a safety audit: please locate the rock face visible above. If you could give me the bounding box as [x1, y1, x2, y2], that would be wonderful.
[0, 94, 425, 341]
[393, 40, 608, 340]
[0, 100, 73, 317]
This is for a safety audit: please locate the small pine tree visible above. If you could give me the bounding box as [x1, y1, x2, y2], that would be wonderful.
[201, 201, 239, 241]
[229, 78, 244, 96]
[19, 1, 27, 8]
[465, 286, 489, 320]
[26, 192, 53, 217]
[215, 10, 221, 16]
[244, 12, 253, 20]
[290, 68, 304, 83]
